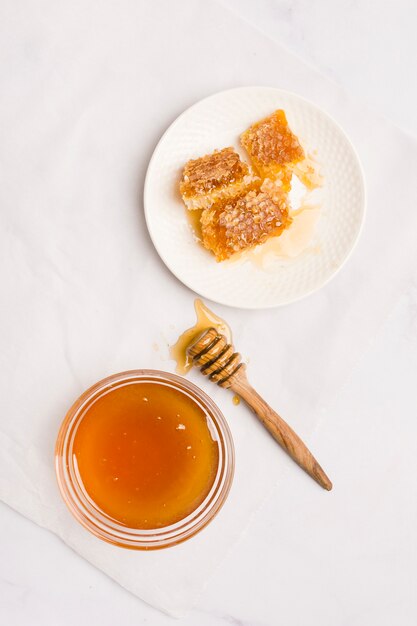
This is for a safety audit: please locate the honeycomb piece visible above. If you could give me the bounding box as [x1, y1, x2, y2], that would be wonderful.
[200, 182, 291, 262]
[241, 110, 304, 184]
[180, 147, 255, 210]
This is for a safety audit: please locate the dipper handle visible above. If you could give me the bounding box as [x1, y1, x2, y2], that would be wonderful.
[231, 368, 332, 491]
[188, 328, 332, 491]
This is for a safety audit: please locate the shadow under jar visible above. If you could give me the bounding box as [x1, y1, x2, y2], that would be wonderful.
[55, 370, 234, 550]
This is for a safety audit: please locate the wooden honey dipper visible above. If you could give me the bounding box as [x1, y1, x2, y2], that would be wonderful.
[187, 328, 332, 491]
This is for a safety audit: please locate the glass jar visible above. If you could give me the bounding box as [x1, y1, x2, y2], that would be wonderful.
[55, 369, 234, 550]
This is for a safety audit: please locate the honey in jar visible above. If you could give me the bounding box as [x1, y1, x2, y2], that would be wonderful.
[72, 377, 220, 530]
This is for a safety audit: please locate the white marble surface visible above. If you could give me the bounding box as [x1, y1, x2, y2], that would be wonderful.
[1, 1, 417, 624]
[219, 0, 417, 138]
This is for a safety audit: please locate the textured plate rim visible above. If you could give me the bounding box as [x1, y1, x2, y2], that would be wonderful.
[144, 86, 366, 309]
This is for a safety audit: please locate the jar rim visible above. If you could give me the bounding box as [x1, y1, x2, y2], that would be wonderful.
[55, 369, 235, 550]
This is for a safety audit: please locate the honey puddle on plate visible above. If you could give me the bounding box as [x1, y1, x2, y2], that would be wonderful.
[218, 201, 320, 270]
[186, 209, 203, 241]
[170, 299, 232, 375]
[248, 202, 321, 268]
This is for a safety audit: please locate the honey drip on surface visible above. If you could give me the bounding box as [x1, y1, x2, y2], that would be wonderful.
[170, 299, 232, 375]
[232, 395, 240, 406]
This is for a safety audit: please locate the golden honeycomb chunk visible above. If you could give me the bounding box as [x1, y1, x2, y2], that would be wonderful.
[180, 147, 255, 210]
[200, 182, 291, 262]
[241, 110, 304, 185]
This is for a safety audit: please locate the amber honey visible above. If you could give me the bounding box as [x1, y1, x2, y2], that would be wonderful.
[240, 109, 304, 178]
[200, 184, 291, 261]
[170, 299, 232, 374]
[72, 378, 219, 530]
[180, 147, 252, 210]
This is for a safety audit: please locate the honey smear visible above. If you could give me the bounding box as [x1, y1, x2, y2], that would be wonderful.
[170, 299, 232, 375]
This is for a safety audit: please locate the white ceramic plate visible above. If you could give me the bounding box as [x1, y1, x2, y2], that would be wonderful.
[144, 87, 365, 309]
